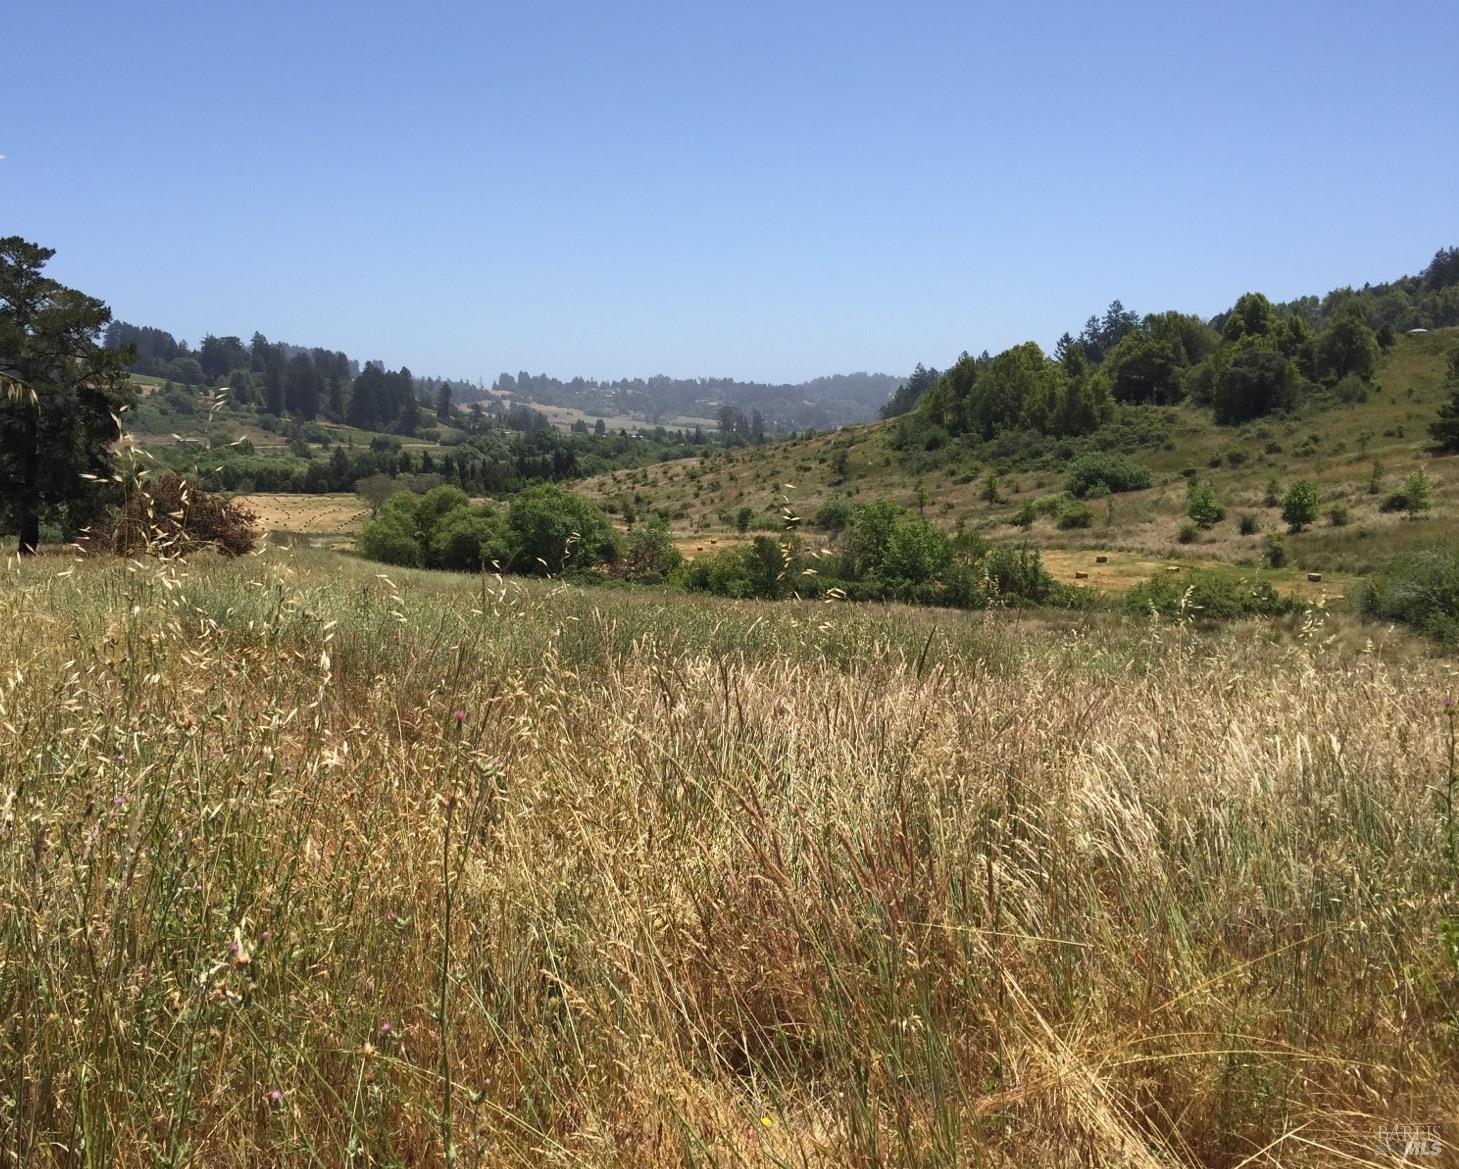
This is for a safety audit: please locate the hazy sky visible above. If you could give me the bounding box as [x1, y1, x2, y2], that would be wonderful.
[5, 0, 1457, 383]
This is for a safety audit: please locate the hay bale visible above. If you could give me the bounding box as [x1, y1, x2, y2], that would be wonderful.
[1074, 570, 1089, 580]
[1095, 555, 1108, 563]
[1307, 572, 1322, 582]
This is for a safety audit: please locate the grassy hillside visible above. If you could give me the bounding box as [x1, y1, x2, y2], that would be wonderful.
[577, 329, 1459, 590]
[2, 547, 1454, 1166]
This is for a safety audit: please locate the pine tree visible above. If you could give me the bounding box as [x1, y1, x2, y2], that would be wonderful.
[0, 236, 135, 553]
[1430, 354, 1459, 454]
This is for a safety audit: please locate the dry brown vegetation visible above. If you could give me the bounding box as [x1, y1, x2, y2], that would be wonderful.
[2, 548, 1456, 1166]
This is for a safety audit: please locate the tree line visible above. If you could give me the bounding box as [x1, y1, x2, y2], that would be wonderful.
[104, 321, 478, 434]
[487, 369, 899, 431]
[881, 247, 1459, 437]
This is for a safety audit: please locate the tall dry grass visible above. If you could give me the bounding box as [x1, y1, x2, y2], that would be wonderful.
[1, 548, 1455, 1166]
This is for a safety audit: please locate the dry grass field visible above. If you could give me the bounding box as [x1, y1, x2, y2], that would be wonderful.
[2, 546, 1456, 1166]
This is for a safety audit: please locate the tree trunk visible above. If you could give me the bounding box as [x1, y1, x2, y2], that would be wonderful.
[18, 503, 39, 556]
[17, 405, 39, 555]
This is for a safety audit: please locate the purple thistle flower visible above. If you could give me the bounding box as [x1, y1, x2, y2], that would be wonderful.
[267, 1088, 283, 1105]
[452, 709, 468, 722]
[379, 1021, 393, 1036]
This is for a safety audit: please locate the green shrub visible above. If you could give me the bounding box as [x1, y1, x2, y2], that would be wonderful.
[617, 516, 684, 583]
[1238, 514, 1260, 536]
[427, 505, 511, 571]
[1263, 535, 1288, 568]
[1326, 502, 1350, 528]
[813, 498, 853, 532]
[357, 492, 425, 567]
[881, 515, 952, 582]
[1064, 453, 1152, 498]
[1186, 480, 1225, 528]
[1057, 501, 1094, 530]
[1361, 545, 1459, 647]
[983, 545, 1056, 605]
[508, 483, 620, 574]
[1125, 570, 1301, 621]
[1177, 523, 1199, 545]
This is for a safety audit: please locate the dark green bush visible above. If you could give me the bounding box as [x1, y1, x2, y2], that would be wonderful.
[813, 498, 853, 531]
[1064, 453, 1153, 498]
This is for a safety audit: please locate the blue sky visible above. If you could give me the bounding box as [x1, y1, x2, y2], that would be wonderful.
[5, 0, 1456, 383]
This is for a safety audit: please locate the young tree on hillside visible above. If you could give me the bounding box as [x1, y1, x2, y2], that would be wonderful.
[0, 236, 135, 553]
[435, 383, 453, 422]
[1186, 480, 1225, 528]
[1282, 480, 1320, 533]
[1399, 469, 1433, 520]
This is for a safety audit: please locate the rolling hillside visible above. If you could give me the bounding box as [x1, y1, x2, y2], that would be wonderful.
[576, 328, 1459, 593]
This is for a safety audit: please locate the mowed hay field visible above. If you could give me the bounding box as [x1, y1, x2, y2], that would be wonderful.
[2, 549, 1457, 1167]
[241, 492, 371, 544]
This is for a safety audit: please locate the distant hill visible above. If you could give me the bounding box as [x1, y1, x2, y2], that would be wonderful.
[467, 369, 903, 432]
[102, 320, 903, 434]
